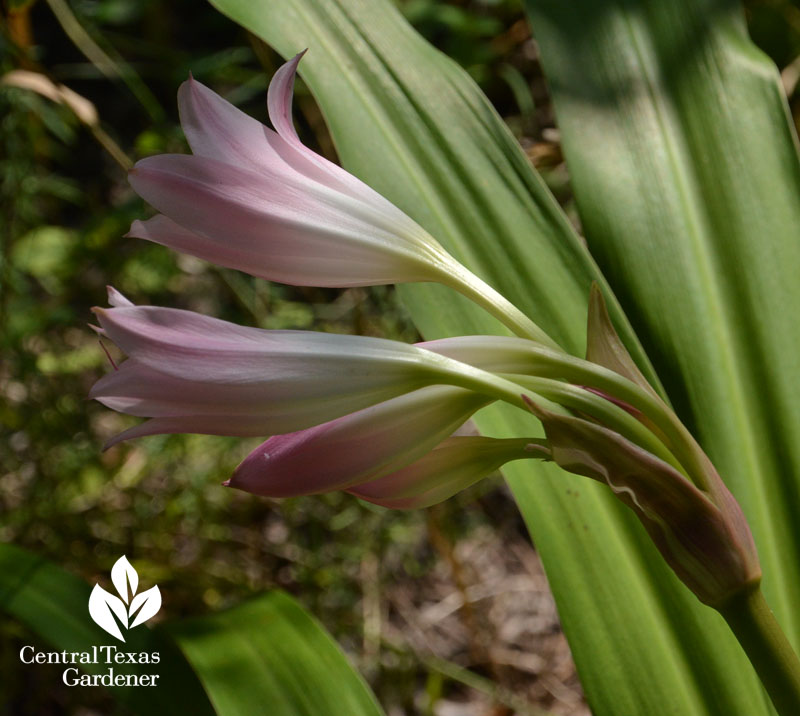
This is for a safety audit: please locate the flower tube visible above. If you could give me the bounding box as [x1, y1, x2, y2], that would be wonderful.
[348, 435, 547, 509]
[226, 387, 492, 497]
[126, 53, 555, 346]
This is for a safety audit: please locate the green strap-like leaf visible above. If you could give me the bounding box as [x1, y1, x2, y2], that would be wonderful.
[167, 591, 385, 716]
[0, 543, 215, 715]
[525, 0, 800, 684]
[206, 0, 769, 713]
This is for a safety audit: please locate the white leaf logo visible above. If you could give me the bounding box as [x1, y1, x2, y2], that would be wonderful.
[89, 556, 161, 642]
[89, 585, 128, 641]
[129, 586, 162, 629]
[110, 555, 138, 604]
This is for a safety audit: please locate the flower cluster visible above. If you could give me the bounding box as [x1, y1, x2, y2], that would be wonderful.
[92, 53, 759, 606]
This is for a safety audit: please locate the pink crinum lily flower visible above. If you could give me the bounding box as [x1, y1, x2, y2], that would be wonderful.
[92, 56, 762, 608]
[90, 289, 535, 449]
[126, 52, 552, 347]
[91, 289, 554, 508]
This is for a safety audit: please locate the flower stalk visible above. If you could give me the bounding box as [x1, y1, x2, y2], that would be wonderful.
[438, 264, 561, 349]
[718, 587, 800, 716]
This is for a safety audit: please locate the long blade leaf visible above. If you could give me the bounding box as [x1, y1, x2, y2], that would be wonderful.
[524, 0, 800, 678]
[168, 591, 385, 716]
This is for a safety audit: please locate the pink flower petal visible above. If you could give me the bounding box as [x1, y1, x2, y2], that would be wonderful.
[178, 76, 290, 176]
[267, 51, 307, 149]
[227, 387, 492, 497]
[128, 153, 438, 287]
[265, 52, 403, 208]
[177, 74, 349, 197]
[91, 359, 286, 418]
[92, 360, 316, 446]
[126, 214, 222, 269]
[106, 286, 133, 307]
[93, 302, 428, 382]
[348, 436, 545, 509]
[127, 54, 461, 291]
[101, 415, 275, 450]
[90, 297, 501, 441]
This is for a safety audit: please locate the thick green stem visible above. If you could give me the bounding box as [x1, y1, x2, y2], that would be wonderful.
[443, 367, 562, 416]
[718, 587, 800, 716]
[541, 356, 714, 490]
[440, 266, 562, 350]
[507, 374, 686, 475]
[464, 339, 717, 490]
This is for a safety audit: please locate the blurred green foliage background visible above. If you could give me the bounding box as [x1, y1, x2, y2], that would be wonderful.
[2, 0, 800, 713]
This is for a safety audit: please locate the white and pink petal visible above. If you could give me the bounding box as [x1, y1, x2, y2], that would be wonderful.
[348, 435, 547, 509]
[90, 291, 509, 440]
[127, 152, 442, 287]
[226, 387, 492, 498]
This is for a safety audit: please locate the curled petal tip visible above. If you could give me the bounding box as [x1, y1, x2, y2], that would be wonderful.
[181, 73, 202, 95]
[268, 52, 307, 143]
[288, 49, 307, 66]
[125, 218, 147, 240]
[101, 437, 120, 452]
[106, 286, 134, 307]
